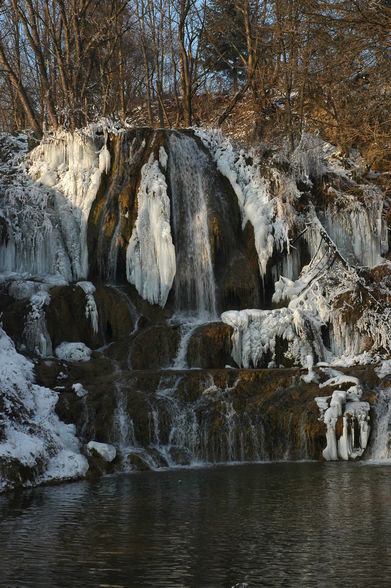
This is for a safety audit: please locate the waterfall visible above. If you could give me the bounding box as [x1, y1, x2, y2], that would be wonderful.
[168, 132, 217, 320]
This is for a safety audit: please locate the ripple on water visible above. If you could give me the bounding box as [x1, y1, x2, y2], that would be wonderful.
[1, 462, 391, 587]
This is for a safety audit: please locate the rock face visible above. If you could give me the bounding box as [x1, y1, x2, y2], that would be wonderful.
[1, 126, 391, 490]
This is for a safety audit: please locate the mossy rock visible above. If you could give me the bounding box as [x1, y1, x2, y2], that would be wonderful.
[186, 322, 233, 368]
[0, 290, 30, 349]
[129, 324, 180, 370]
[94, 285, 136, 342]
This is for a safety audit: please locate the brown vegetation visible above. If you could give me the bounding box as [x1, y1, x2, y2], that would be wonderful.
[0, 1, 389, 169]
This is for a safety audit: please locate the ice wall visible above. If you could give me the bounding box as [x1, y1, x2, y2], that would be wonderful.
[0, 130, 108, 281]
[222, 308, 324, 368]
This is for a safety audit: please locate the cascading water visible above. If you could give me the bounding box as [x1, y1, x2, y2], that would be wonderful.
[4, 124, 391, 492]
[168, 132, 217, 320]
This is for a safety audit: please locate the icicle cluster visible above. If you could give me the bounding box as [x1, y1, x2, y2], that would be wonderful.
[315, 372, 370, 461]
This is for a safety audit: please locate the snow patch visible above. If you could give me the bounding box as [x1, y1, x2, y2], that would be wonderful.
[72, 383, 88, 398]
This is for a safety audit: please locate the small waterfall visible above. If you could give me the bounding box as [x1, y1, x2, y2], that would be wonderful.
[170, 320, 203, 370]
[168, 132, 217, 320]
[114, 387, 137, 449]
[107, 215, 122, 283]
[106, 372, 287, 469]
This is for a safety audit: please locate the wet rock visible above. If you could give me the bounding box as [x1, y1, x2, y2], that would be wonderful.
[126, 452, 151, 471]
[0, 456, 42, 490]
[147, 448, 169, 468]
[187, 322, 233, 369]
[169, 446, 192, 466]
[129, 324, 180, 370]
[46, 285, 100, 349]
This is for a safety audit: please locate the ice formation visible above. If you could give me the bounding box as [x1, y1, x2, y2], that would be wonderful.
[195, 128, 296, 278]
[0, 326, 88, 491]
[222, 309, 324, 368]
[21, 290, 52, 358]
[376, 361, 391, 380]
[126, 154, 176, 307]
[0, 129, 108, 281]
[77, 281, 99, 334]
[315, 372, 370, 461]
[55, 342, 92, 362]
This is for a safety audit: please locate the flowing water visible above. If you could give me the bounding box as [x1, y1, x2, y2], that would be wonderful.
[1, 463, 390, 587]
[168, 132, 217, 320]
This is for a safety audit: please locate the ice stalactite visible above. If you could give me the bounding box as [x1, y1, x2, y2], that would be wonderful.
[315, 372, 370, 461]
[126, 153, 176, 307]
[76, 281, 99, 334]
[221, 308, 324, 369]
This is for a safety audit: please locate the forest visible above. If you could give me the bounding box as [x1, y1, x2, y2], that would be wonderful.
[0, 0, 390, 168]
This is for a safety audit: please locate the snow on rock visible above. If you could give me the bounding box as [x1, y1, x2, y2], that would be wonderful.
[72, 383, 88, 398]
[87, 441, 116, 463]
[195, 128, 296, 277]
[55, 342, 92, 362]
[315, 371, 370, 461]
[126, 153, 176, 307]
[76, 281, 99, 334]
[0, 326, 88, 491]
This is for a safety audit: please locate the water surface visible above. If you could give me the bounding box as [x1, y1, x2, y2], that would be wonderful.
[1, 463, 390, 587]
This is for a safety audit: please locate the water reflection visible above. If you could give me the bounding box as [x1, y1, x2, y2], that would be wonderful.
[1, 463, 391, 587]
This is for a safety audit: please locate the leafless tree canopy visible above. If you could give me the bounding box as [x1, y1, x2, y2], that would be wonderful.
[0, 0, 390, 165]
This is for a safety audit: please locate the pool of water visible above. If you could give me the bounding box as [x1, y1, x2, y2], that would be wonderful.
[1, 462, 391, 587]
